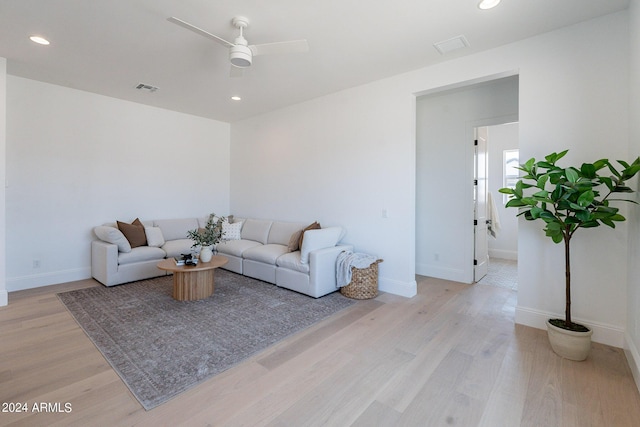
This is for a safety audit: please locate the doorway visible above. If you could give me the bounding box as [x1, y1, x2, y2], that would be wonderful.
[474, 122, 519, 289]
[415, 74, 519, 285]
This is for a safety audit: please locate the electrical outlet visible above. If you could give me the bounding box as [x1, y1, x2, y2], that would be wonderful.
[32, 259, 40, 269]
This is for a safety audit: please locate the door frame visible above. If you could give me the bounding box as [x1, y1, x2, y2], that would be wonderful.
[464, 114, 519, 283]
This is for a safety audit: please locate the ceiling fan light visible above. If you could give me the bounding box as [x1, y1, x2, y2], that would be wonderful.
[478, 0, 501, 10]
[230, 45, 252, 68]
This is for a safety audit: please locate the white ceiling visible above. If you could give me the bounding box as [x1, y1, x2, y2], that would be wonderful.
[0, 0, 629, 123]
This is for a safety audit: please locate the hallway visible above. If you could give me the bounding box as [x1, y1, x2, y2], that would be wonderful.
[477, 258, 518, 291]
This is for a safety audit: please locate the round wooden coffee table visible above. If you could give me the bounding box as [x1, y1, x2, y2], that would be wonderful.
[157, 255, 228, 301]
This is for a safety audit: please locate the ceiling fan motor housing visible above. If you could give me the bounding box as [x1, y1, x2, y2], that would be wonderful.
[168, 14, 307, 71]
[230, 44, 252, 67]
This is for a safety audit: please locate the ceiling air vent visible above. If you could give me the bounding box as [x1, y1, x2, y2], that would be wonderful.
[135, 83, 159, 93]
[434, 35, 469, 55]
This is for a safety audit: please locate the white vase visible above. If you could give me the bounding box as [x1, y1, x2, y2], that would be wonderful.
[199, 246, 213, 263]
[546, 319, 593, 361]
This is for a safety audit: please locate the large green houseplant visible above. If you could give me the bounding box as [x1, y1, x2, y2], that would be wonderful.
[500, 150, 640, 359]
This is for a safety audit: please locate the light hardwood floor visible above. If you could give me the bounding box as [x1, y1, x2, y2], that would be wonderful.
[1, 275, 640, 426]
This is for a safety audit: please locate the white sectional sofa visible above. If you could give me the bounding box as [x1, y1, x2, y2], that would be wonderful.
[91, 216, 351, 298]
[216, 218, 352, 298]
[91, 217, 204, 287]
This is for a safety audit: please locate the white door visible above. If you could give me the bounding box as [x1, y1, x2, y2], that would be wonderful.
[474, 127, 489, 282]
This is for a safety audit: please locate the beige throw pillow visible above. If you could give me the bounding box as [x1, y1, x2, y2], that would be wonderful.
[287, 229, 303, 252]
[144, 226, 165, 248]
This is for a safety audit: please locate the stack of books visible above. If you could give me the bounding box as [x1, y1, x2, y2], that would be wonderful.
[174, 255, 198, 266]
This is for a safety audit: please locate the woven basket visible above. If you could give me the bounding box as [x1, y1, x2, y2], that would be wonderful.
[340, 259, 383, 299]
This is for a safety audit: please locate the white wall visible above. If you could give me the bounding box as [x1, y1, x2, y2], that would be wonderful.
[0, 58, 6, 306]
[231, 11, 629, 345]
[416, 77, 518, 283]
[231, 84, 418, 297]
[514, 14, 630, 347]
[6, 76, 231, 291]
[487, 123, 518, 260]
[626, 0, 640, 388]
[2, 11, 631, 347]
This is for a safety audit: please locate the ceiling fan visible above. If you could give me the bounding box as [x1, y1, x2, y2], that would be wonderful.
[167, 16, 309, 74]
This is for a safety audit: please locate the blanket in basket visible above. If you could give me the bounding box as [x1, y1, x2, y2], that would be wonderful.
[336, 251, 378, 288]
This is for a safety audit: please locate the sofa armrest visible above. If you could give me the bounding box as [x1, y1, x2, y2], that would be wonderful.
[309, 244, 354, 295]
[300, 227, 345, 264]
[91, 240, 119, 286]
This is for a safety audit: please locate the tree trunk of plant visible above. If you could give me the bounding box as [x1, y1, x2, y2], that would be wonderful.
[564, 232, 572, 327]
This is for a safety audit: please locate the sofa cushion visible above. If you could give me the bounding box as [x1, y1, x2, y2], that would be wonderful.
[276, 252, 310, 274]
[216, 239, 262, 257]
[222, 220, 243, 240]
[299, 221, 321, 248]
[162, 239, 195, 258]
[117, 218, 147, 248]
[241, 219, 273, 244]
[118, 246, 166, 266]
[243, 244, 289, 265]
[288, 229, 303, 252]
[268, 221, 306, 246]
[94, 226, 132, 253]
[300, 227, 344, 264]
[144, 226, 165, 248]
[153, 218, 199, 242]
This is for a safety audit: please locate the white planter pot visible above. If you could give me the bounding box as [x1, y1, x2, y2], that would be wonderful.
[546, 319, 593, 361]
[199, 246, 213, 263]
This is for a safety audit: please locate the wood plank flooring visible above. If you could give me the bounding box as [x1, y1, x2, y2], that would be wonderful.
[1, 275, 639, 426]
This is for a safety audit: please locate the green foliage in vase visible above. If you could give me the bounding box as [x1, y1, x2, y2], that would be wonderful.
[187, 213, 226, 248]
[499, 150, 640, 330]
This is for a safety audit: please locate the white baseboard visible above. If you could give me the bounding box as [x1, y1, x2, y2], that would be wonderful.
[415, 263, 470, 284]
[7, 267, 92, 292]
[379, 276, 416, 298]
[515, 305, 624, 348]
[0, 289, 7, 306]
[488, 249, 517, 260]
[6, 267, 419, 300]
[624, 333, 640, 394]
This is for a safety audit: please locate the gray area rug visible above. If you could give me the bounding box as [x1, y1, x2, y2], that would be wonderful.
[57, 270, 354, 410]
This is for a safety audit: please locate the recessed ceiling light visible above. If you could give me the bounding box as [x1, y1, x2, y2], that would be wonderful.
[29, 35, 50, 45]
[478, 0, 501, 10]
[231, 96, 241, 101]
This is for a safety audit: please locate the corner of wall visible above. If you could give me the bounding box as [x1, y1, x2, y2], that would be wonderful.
[627, 0, 640, 394]
[1, 57, 7, 307]
[625, 332, 640, 393]
[515, 305, 625, 348]
[379, 277, 417, 298]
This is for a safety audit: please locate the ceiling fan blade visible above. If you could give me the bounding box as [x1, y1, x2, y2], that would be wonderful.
[249, 39, 309, 56]
[167, 16, 235, 48]
[229, 66, 244, 78]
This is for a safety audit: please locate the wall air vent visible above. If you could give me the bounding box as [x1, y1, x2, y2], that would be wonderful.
[433, 35, 469, 55]
[135, 83, 159, 93]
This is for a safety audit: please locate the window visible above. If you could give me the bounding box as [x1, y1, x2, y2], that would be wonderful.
[503, 149, 519, 203]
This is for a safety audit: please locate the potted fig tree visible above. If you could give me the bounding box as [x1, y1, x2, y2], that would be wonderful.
[500, 150, 640, 360]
